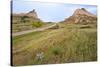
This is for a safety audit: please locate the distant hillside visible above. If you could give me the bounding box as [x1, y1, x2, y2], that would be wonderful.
[12, 9, 43, 33]
[12, 9, 41, 23]
[63, 8, 97, 24]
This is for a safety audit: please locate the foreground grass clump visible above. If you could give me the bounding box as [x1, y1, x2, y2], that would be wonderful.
[12, 24, 97, 66]
[51, 46, 64, 55]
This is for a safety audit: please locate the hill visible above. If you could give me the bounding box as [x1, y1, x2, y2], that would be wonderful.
[12, 23, 97, 65]
[63, 8, 97, 24]
[12, 9, 43, 33]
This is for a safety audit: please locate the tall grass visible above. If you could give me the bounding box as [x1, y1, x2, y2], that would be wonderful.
[12, 24, 97, 66]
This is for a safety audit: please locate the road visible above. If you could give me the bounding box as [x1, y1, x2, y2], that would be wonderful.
[12, 24, 57, 37]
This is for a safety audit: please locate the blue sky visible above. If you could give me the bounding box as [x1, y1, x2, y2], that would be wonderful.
[12, 1, 97, 22]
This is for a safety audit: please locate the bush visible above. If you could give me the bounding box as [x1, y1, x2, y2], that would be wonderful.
[32, 21, 44, 28]
[51, 46, 63, 55]
[21, 16, 29, 23]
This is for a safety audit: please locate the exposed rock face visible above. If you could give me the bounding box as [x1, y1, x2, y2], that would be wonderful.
[12, 9, 41, 32]
[26, 9, 38, 18]
[73, 8, 96, 17]
[64, 8, 97, 24]
[13, 9, 38, 18]
[12, 9, 41, 23]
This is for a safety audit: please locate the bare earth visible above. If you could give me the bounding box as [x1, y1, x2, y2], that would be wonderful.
[12, 24, 57, 37]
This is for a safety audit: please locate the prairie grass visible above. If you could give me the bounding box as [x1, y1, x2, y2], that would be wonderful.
[12, 23, 97, 66]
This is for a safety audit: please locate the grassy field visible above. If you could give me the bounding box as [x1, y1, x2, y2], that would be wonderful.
[12, 23, 97, 66]
[12, 22, 54, 33]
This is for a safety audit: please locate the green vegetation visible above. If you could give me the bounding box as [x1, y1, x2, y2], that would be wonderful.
[51, 46, 64, 55]
[12, 15, 54, 33]
[21, 16, 30, 23]
[12, 23, 97, 66]
[12, 15, 45, 33]
[32, 21, 44, 28]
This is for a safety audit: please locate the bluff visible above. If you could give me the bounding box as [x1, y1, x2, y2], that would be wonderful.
[63, 8, 97, 24]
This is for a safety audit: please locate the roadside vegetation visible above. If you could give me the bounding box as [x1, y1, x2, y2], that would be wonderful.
[32, 21, 44, 28]
[12, 15, 54, 33]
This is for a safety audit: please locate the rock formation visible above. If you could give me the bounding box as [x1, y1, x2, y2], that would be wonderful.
[26, 9, 38, 18]
[63, 8, 97, 24]
[12, 9, 41, 23]
[12, 9, 42, 32]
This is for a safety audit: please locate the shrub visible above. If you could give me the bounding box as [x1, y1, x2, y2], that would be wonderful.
[32, 21, 44, 28]
[51, 46, 63, 55]
[21, 16, 29, 23]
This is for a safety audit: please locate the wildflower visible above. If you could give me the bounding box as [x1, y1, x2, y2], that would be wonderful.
[36, 52, 44, 61]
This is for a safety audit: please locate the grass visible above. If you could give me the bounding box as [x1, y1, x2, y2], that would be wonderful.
[12, 23, 97, 66]
[12, 21, 54, 33]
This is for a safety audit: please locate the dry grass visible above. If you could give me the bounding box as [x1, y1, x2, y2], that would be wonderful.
[12, 23, 97, 66]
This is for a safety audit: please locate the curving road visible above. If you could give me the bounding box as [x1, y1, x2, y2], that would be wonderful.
[12, 24, 57, 37]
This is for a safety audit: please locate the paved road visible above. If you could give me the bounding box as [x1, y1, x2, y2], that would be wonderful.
[12, 24, 57, 37]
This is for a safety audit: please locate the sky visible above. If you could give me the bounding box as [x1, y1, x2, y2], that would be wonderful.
[12, 0, 97, 22]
